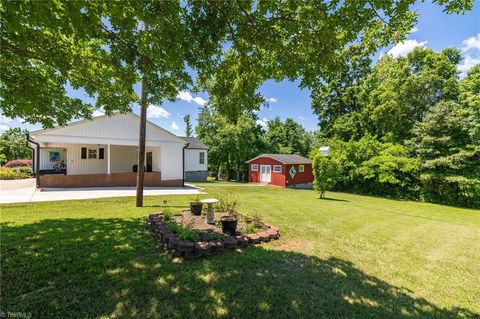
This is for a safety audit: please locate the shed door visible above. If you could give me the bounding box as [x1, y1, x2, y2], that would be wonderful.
[260, 165, 271, 183]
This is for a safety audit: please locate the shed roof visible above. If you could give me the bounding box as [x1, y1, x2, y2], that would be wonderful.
[246, 154, 312, 164]
[180, 136, 209, 150]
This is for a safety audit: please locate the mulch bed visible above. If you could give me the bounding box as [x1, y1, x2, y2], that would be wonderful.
[147, 212, 280, 259]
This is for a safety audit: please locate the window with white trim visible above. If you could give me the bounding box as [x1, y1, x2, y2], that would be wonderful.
[273, 165, 282, 173]
[299, 165, 304, 172]
[251, 164, 258, 171]
[199, 152, 205, 164]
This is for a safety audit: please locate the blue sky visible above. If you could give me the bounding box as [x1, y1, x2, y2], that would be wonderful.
[1, 2, 479, 134]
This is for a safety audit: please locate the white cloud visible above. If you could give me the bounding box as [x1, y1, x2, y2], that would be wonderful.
[147, 105, 171, 118]
[298, 115, 306, 121]
[256, 117, 269, 128]
[458, 55, 480, 76]
[458, 33, 480, 76]
[461, 33, 480, 52]
[0, 115, 13, 124]
[266, 97, 277, 103]
[387, 39, 428, 58]
[170, 121, 179, 130]
[92, 108, 105, 117]
[0, 124, 10, 131]
[177, 91, 207, 106]
[410, 27, 418, 33]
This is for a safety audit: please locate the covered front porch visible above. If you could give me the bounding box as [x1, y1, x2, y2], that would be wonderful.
[29, 113, 187, 189]
[36, 144, 181, 188]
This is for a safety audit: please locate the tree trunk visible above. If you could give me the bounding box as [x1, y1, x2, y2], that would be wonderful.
[136, 22, 147, 208]
[236, 164, 240, 181]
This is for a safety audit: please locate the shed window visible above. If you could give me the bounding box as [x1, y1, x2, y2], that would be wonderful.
[251, 164, 258, 171]
[199, 152, 205, 164]
[88, 148, 97, 159]
[299, 165, 304, 172]
[81, 147, 87, 159]
[273, 165, 282, 173]
[99, 148, 105, 159]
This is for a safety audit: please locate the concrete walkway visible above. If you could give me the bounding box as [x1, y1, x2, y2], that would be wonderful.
[0, 178, 203, 204]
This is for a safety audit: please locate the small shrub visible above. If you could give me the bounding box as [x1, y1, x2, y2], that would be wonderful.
[252, 212, 263, 228]
[216, 194, 238, 217]
[313, 154, 342, 198]
[3, 159, 32, 168]
[191, 194, 201, 203]
[205, 232, 222, 240]
[0, 167, 30, 180]
[245, 223, 257, 234]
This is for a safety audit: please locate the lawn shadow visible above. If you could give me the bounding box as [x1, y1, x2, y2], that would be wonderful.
[319, 197, 350, 202]
[1, 218, 477, 318]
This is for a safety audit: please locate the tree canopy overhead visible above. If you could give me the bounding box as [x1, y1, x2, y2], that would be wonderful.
[1, 0, 473, 127]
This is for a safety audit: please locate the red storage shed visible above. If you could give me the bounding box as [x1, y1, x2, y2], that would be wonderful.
[246, 154, 314, 188]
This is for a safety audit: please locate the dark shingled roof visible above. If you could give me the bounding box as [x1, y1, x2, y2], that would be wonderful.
[180, 136, 209, 150]
[247, 154, 312, 164]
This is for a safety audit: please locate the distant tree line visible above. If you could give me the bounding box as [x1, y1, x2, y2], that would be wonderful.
[0, 128, 31, 165]
[196, 107, 313, 181]
[311, 48, 479, 207]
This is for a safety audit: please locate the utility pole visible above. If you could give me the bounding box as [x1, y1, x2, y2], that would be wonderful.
[136, 21, 147, 207]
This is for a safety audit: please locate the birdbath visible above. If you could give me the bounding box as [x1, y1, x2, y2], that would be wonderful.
[200, 198, 218, 224]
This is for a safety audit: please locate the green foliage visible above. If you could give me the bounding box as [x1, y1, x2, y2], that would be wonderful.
[0, 167, 30, 180]
[322, 136, 420, 199]
[196, 107, 265, 180]
[204, 232, 222, 241]
[408, 101, 480, 207]
[191, 194, 201, 203]
[183, 114, 192, 137]
[313, 47, 479, 207]
[244, 223, 257, 234]
[3, 0, 471, 127]
[265, 117, 313, 157]
[251, 212, 263, 229]
[0, 128, 31, 165]
[356, 144, 420, 199]
[216, 194, 238, 217]
[176, 223, 200, 242]
[314, 47, 463, 142]
[313, 154, 343, 198]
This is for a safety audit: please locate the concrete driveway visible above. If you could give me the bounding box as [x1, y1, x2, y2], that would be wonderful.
[0, 178, 203, 204]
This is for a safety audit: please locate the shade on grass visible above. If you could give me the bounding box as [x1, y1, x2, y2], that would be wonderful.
[1, 184, 479, 318]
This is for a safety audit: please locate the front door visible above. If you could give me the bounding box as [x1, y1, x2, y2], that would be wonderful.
[260, 165, 271, 183]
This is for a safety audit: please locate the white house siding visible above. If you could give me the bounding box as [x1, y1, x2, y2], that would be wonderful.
[160, 143, 184, 180]
[66, 144, 108, 175]
[110, 145, 137, 173]
[185, 149, 208, 172]
[36, 113, 183, 146]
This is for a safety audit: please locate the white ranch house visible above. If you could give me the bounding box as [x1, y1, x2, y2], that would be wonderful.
[28, 113, 208, 188]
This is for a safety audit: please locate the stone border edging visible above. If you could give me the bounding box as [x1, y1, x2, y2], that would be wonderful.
[147, 213, 280, 259]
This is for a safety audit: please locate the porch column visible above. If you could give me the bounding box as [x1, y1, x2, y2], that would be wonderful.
[107, 144, 111, 175]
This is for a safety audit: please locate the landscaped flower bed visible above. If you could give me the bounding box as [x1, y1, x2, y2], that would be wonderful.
[147, 211, 280, 259]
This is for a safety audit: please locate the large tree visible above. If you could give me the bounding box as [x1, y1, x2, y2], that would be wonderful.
[0, 127, 31, 164]
[314, 47, 464, 142]
[408, 101, 480, 206]
[2, 1, 473, 127]
[265, 117, 312, 156]
[196, 107, 264, 180]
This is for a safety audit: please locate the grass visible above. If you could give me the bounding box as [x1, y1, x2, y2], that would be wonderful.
[1, 184, 479, 318]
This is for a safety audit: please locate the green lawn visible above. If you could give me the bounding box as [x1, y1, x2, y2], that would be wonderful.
[1, 184, 479, 318]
